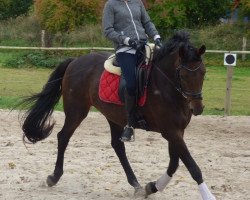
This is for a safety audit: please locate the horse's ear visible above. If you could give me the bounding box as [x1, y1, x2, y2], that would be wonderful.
[199, 45, 206, 55]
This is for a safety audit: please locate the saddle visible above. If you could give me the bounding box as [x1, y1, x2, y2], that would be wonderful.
[103, 43, 155, 103]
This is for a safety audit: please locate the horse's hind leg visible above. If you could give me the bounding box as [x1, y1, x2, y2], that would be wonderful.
[108, 120, 141, 191]
[47, 105, 90, 187]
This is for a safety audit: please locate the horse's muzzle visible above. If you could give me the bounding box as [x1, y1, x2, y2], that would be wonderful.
[189, 100, 204, 116]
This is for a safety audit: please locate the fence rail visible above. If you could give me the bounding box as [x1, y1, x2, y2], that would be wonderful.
[0, 46, 114, 51]
[0, 46, 250, 54]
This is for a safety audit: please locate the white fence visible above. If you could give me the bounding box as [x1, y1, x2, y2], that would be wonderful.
[0, 46, 113, 51]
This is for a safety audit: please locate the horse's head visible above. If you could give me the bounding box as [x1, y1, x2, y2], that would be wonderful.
[153, 31, 206, 116]
[177, 44, 206, 115]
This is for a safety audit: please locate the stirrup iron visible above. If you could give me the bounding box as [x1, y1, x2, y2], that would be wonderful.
[120, 125, 135, 142]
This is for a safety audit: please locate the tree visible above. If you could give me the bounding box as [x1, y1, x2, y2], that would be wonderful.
[0, 0, 33, 20]
[146, 0, 231, 36]
[34, 0, 105, 33]
[147, 0, 187, 35]
[184, 0, 231, 27]
[239, 0, 250, 17]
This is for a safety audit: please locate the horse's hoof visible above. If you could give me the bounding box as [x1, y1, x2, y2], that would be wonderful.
[46, 174, 58, 187]
[145, 182, 157, 198]
[134, 186, 145, 198]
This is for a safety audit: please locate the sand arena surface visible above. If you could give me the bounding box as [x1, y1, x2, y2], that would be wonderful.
[0, 109, 249, 200]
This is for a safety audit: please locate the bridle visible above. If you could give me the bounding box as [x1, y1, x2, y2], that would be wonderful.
[175, 61, 203, 100]
[156, 59, 204, 100]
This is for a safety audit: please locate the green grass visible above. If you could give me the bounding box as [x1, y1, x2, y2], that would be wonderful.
[0, 66, 63, 110]
[0, 63, 249, 115]
[0, 67, 50, 96]
[203, 66, 250, 115]
[0, 51, 17, 65]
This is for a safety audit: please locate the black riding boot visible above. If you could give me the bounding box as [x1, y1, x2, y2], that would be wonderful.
[120, 92, 136, 142]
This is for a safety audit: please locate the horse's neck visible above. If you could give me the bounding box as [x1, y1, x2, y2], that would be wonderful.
[151, 55, 190, 113]
[152, 54, 177, 92]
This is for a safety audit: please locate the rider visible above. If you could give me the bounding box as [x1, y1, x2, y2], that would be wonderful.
[102, 0, 162, 142]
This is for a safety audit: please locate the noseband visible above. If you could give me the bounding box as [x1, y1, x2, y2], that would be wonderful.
[175, 62, 203, 100]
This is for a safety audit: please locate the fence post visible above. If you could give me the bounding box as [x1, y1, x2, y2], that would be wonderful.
[224, 53, 237, 116]
[224, 65, 234, 116]
[41, 30, 45, 47]
[242, 37, 247, 61]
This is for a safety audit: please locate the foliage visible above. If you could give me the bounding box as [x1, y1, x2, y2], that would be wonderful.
[34, 0, 105, 33]
[0, 0, 33, 20]
[183, 0, 230, 27]
[238, 0, 250, 17]
[0, 16, 111, 47]
[147, 0, 187, 35]
[188, 23, 248, 51]
[3, 51, 67, 68]
[147, 0, 230, 35]
[0, 16, 41, 46]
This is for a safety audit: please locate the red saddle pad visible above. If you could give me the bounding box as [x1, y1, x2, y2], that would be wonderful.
[99, 70, 146, 106]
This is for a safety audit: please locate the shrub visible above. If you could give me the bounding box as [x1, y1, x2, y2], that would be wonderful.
[4, 51, 67, 68]
[184, 0, 230, 27]
[147, 0, 231, 36]
[0, 16, 41, 46]
[0, 0, 33, 20]
[239, 0, 250, 17]
[147, 0, 187, 36]
[34, 0, 105, 33]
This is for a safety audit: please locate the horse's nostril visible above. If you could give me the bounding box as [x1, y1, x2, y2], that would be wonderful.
[189, 104, 204, 116]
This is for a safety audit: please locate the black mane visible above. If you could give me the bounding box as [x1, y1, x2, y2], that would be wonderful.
[153, 31, 193, 61]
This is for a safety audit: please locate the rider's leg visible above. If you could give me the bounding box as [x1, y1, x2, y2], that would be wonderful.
[116, 52, 137, 142]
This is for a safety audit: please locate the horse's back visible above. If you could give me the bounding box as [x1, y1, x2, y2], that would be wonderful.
[61, 51, 112, 109]
[63, 51, 111, 84]
[68, 51, 111, 74]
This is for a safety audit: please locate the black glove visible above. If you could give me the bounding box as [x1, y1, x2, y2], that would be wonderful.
[155, 38, 162, 48]
[128, 39, 138, 49]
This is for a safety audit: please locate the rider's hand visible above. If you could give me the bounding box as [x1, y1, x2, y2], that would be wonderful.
[154, 38, 162, 48]
[128, 39, 138, 49]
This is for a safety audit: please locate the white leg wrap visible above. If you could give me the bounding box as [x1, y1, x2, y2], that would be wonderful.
[198, 182, 216, 200]
[155, 173, 172, 192]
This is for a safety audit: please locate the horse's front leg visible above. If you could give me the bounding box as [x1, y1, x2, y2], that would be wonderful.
[107, 120, 142, 193]
[145, 141, 179, 197]
[175, 134, 216, 200]
[146, 131, 216, 200]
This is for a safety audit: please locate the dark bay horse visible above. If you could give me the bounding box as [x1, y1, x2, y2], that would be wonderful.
[21, 32, 216, 199]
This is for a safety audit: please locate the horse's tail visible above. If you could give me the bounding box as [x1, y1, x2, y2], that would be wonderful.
[21, 58, 74, 144]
